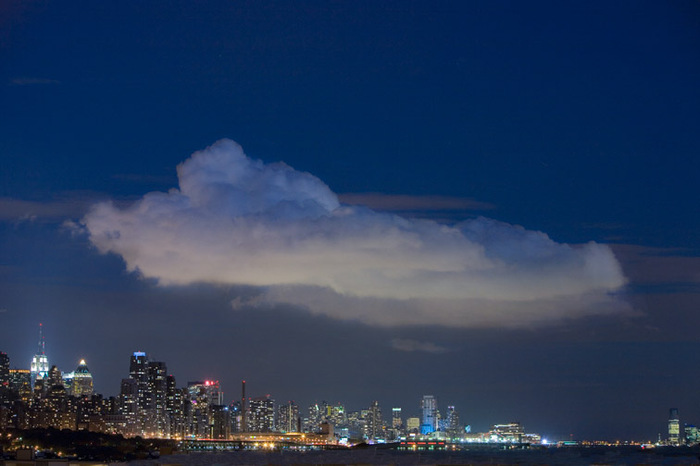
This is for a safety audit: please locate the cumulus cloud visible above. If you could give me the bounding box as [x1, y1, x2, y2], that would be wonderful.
[81, 139, 628, 327]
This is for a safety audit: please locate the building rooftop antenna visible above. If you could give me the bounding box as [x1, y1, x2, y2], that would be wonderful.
[38, 323, 46, 355]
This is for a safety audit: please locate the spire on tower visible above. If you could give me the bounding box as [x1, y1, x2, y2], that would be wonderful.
[38, 323, 45, 355]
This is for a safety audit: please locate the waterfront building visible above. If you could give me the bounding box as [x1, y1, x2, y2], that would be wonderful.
[489, 422, 525, 443]
[685, 424, 698, 446]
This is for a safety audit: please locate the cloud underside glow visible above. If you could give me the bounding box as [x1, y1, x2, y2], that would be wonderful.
[82, 139, 628, 327]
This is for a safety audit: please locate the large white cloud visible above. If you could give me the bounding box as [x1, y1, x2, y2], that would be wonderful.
[82, 139, 629, 327]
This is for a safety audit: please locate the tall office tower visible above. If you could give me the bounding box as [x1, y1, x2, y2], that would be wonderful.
[127, 352, 150, 435]
[125, 352, 168, 436]
[669, 408, 680, 446]
[240, 380, 246, 432]
[392, 407, 402, 429]
[421, 395, 438, 434]
[277, 401, 300, 433]
[166, 374, 187, 439]
[148, 361, 168, 437]
[29, 323, 49, 388]
[0, 352, 10, 386]
[119, 378, 139, 436]
[365, 400, 383, 441]
[420, 395, 437, 434]
[129, 352, 149, 394]
[446, 405, 460, 437]
[247, 395, 275, 432]
[70, 360, 94, 397]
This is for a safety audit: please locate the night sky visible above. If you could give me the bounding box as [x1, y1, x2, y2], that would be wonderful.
[1, 1, 699, 441]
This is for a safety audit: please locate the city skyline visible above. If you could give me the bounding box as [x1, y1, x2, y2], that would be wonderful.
[2, 343, 550, 444]
[2, 0, 699, 441]
[1, 340, 490, 430]
[1, 327, 697, 443]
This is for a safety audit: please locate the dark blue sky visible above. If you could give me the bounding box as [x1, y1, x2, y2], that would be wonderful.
[1, 1, 699, 440]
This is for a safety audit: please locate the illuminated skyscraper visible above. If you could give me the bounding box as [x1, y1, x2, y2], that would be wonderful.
[277, 401, 300, 433]
[29, 323, 49, 387]
[392, 407, 402, 429]
[127, 351, 150, 434]
[148, 361, 168, 437]
[248, 395, 275, 432]
[421, 395, 437, 434]
[669, 408, 680, 446]
[240, 380, 246, 432]
[119, 377, 139, 435]
[0, 352, 9, 386]
[166, 374, 189, 439]
[446, 405, 460, 436]
[70, 359, 94, 397]
[305, 402, 322, 432]
[121, 351, 169, 436]
[365, 400, 383, 441]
